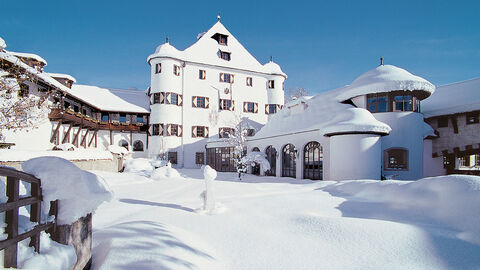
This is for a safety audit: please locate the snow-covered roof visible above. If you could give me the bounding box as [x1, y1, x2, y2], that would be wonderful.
[148, 21, 286, 77]
[335, 65, 435, 102]
[253, 89, 391, 140]
[70, 85, 149, 113]
[422, 77, 480, 118]
[47, 72, 77, 83]
[11, 51, 47, 66]
[0, 37, 6, 50]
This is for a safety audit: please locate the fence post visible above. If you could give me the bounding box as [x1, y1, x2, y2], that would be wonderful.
[29, 182, 42, 252]
[4, 176, 19, 268]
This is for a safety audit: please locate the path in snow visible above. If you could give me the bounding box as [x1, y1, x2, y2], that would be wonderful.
[90, 170, 480, 270]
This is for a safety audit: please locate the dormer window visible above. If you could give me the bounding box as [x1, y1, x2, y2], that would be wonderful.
[220, 51, 231, 61]
[211, 33, 228, 45]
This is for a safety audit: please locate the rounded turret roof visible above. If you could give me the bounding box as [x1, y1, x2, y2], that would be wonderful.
[147, 42, 184, 63]
[335, 64, 435, 101]
[263, 60, 287, 77]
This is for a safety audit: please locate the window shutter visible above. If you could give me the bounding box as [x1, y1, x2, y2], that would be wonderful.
[265, 104, 269, 114]
[192, 96, 197, 108]
[244, 102, 248, 112]
[178, 125, 183, 137]
[149, 94, 153, 105]
[178, 94, 183, 106]
[220, 73, 224, 82]
[205, 127, 209, 138]
[231, 74, 235, 83]
[160, 92, 165, 104]
[254, 103, 258, 113]
[232, 100, 235, 111]
[166, 92, 171, 104]
[219, 127, 223, 138]
[159, 124, 164, 136]
[205, 97, 210, 109]
[148, 125, 153, 136]
[192, 126, 197, 138]
[166, 124, 171, 136]
[277, 104, 281, 111]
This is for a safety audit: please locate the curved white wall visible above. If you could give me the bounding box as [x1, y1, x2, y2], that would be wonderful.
[266, 75, 285, 105]
[150, 58, 182, 93]
[329, 134, 381, 180]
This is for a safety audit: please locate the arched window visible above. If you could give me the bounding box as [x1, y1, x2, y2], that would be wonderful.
[250, 147, 261, 175]
[265, 146, 277, 176]
[303, 142, 323, 180]
[133, 140, 144, 152]
[252, 147, 260, 152]
[384, 148, 409, 170]
[118, 140, 129, 150]
[282, 144, 296, 178]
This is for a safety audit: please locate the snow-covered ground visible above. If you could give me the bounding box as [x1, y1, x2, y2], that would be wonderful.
[91, 170, 480, 270]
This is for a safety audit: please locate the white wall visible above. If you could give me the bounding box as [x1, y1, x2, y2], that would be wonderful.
[422, 139, 446, 177]
[329, 134, 381, 180]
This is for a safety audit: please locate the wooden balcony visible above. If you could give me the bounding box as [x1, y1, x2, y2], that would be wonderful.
[49, 108, 147, 132]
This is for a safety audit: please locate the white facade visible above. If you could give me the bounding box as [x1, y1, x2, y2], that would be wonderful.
[147, 21, 286, 168]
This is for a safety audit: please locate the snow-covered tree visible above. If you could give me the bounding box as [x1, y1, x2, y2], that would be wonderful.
[285, 86, 308, 103]
[0, 45, 51, 141]
[225, 114, 249, 180]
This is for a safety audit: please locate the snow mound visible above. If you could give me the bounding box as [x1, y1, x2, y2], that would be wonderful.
[53, 143, 75, 151]
[151, 164, 183, 180]
[108, 145, 128, 155]
[22, 157, 113, 225]
[123, 158, 154, 175]
[321, 175, 480, 245]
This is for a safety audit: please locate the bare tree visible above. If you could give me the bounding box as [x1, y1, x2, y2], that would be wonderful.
[0, 45, 51, 141]
[285, 87, 308, 103]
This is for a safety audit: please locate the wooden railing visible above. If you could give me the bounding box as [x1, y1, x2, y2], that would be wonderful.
[0, 167, 57, 268]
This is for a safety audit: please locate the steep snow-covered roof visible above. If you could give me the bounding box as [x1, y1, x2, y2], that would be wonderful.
[11, 51, 47, 66]
[253, 90, 391, 140]
[70, 85, 149, 113]
[148, 21, 286, 77]
[48, 73, 77, 83]
[335, 65, 435, 102]
[422, 77, 480, 118]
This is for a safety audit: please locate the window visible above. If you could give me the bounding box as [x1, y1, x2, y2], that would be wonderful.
[119, 140, 129, 150]
[212, 33, 228, 45]
[64, 101, 71, 110]
[196, 152, 205, 165]
[246, 77, 253, 86]
[393, 95, 413, 111]
[168, 152, 177, 164]
[19, 84, 29, 97]
[153, 92, 161, 104]
[192, 126, 209, 138]
[220, 73, 234, 83]
[219, 99, 233, 111]
[266, 104, 277, 114]
[167, 124, 182, 137]
[304, 141, 323, 180]
[133, 140, 144, 151]
[199, 69, 206, 80]
[173, 65, 180, 76]
[219, 127, 234, 138]
[459, 156, 470, 167]
[155, 63, 161, 74]
[268, 80, 275, 89]
[136, 115, 144, 124]
[73, 105, 79, 113]
[192, 96, 209, 108]
[119, 113, 127, 123]
[384, 148, 408, 170]
[438, 116, 449, 128]
[170, 93, 178, 105]
[246, 129, 255, 136]
[244, 102, 258, 113]
[152, 124, 163, 136]
[220, 51, 231, 61]
[475, 154, 480, 167]
[101, 113, 109, 122]
[367, 93, 388, 113]
[466, 112, 479, 125]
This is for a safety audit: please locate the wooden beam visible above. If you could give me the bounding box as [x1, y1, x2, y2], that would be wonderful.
[110, 130, 113, 145]
[4, 176, 19, 268]
[80, 129, 89, 148]
[451, 116, 458, 134]
[61, 124, 73, 144]
[49, 121, 62, 144]
[130, 131, 133, 146]
[72, 127, 82, 147]
[88, 130, 98, 147]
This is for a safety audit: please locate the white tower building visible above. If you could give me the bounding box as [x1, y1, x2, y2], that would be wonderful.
[147, 20, 286, 169]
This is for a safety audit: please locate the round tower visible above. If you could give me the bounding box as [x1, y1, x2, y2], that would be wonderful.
[263, 59, 287, 114]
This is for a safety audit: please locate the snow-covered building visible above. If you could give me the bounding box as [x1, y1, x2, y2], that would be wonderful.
[422, 77, 480, 174]
[248, 63, 440, 180]
[146, 20, 286, 169]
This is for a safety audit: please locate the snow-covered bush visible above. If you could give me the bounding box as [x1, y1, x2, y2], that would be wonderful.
[107, 144, 129, 155]
[22, 156, 113, 225]
[241, 152, 271, 173]
[122, 158, 154, 176]
[151, 163, 182, 179]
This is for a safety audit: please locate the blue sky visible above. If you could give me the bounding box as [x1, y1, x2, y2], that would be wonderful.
[1, 0, 479, 94]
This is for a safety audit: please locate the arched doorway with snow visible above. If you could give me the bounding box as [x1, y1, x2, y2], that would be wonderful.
[303, 141, 323, 180]
[282, 144, 296, 178]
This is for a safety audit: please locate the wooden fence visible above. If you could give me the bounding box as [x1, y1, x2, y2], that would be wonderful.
[0, 167, 57, 268]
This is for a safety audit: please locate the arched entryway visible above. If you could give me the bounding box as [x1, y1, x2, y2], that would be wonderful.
[251, 147, 260, 175]
[282, 144, 296, 178]
[303, 141, 323, 180]
[265, 145, 277, 176]
[119, 139, 129, 150]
